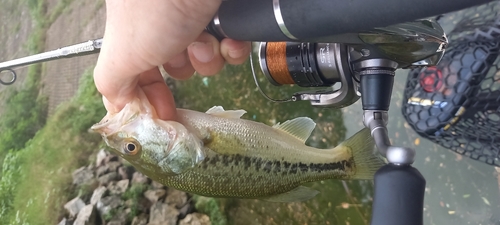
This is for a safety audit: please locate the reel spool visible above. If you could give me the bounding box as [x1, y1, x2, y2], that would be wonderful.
[402, 3, 500, 166]
[259, 42, 344, 87]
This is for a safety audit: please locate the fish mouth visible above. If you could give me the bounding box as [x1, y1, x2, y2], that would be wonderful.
[91, 93, 155, 136]
[90, 113, 119, 136]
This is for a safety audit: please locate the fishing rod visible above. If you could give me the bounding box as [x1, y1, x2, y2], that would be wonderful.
[0, 39, 102, 85]
[0, 0, 496, 225]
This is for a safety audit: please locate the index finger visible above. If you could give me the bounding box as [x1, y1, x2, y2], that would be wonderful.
[138, 67, 177, 121]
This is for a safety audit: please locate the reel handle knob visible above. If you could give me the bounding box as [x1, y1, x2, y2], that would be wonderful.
[370, 164, 426, 225]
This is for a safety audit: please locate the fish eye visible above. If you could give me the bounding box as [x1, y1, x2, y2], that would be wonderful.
[122, 138, 141, 156]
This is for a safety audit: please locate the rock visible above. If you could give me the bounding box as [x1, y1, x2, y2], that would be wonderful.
[107, 161, 122, 172]
[132, 172, 149, 185]
[73, 205, 96, 225]
[106, 221, 123, 225]
[90, 186, 107, 205]
[178, 202, 194, 219]
[57, 217, 67, 225]
[96, 149, 108, 167]
[151, 181, 165, 189]
[96, 195, 122, 216]
[125, 197, 152, 213]
[165, 189, 187, 208]
[95, 164, 110, 177]
[132, 214, 149, 225]
[179, 213, 211, 225]
[64, 197, 85, 218]
[72, 167, 94, 186]
[108, 208, 128, 225]
[144, 189, 166, 203]
[108, 179, 129, 195]
[149, 202, 179, 225]
[104, 154, 120, 164]
[98, 172, 120, 186]
[118, 166, 129, 180]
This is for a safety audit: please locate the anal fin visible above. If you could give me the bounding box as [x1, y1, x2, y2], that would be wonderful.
[261, 186, 319, 202]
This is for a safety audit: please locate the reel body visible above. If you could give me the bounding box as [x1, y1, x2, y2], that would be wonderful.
[256, 20, 447, 108]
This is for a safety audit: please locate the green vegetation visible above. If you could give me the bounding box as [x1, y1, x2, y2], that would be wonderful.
[194, 196, 229, 225]
[0, 0, 51, 166]
[0, 75, 48, 158]
[0, 0, 79, 167]
[122, 183, 148, 221]
[0, 151, 22, 221]
[0, 70, 106, 224]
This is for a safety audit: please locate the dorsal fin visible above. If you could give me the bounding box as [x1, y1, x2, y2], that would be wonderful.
[205, 106, 246, 119]
[272, 117, 316, 143]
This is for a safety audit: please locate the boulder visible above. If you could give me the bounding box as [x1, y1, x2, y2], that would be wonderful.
[64, 197, 85, 218]
[126, 197, 152, 213]
[144, 189, 166, 203]
[151, 181, 165, 189]
[179, 213, 211, 225]
[131, 172, 149, 185]
[107, 161, 122, 172]
[72, 167, 94, 186]
[98, 172, 120, 186]
[118, 166, 129, 180]
[95, 149, 108, 167]
[108, 179, 129, 195]
[95, 164, 110, 177]
[131, 214, 149, 225]
[90, 186, 107, 205]
[165, 189, 187, 208]
[73, 205, 96, 225]
[148, 202, 179, 225]
[104, 154, 119, 164]
[96, 195, 122, 216]
[57, 218, 67, 225]
[108, 208, 128, 225]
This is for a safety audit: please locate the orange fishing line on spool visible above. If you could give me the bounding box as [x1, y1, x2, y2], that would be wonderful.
[265, 42, 295, 85]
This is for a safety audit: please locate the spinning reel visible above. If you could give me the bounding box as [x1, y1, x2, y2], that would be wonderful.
[250, 20, 447, 163]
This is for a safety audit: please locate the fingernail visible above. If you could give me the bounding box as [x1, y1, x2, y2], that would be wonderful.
[228, 48, 246, 59]
[191, 42, 214, 63]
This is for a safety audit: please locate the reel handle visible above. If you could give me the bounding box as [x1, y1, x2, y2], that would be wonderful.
[370, 164, 426, 225]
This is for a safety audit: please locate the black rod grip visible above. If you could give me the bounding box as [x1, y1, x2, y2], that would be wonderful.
[210, 0, 494, 41]
[371, 164, 426, 225]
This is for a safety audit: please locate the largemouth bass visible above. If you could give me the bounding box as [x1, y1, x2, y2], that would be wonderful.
[91, 93, 384, 202]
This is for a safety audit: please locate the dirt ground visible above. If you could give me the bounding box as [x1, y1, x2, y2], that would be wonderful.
[0, 0, 33, 92]
[0, 0, 106, 116]
[42, 0, 105, 115]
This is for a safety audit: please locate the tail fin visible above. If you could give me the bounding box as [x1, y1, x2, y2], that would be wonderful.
[338, 128, 385, 179]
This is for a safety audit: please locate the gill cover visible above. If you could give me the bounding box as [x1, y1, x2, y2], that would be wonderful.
[91, 90, 206, 175]
[160, 129, 205, 174]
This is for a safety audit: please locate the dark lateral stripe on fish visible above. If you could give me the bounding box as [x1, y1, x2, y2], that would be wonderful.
[201, 154, 353, 175]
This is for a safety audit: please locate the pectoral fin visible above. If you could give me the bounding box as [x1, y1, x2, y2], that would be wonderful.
[206, 106, 246, 119]
[261, 186, 319, 202]
[273, 117, 316, 143]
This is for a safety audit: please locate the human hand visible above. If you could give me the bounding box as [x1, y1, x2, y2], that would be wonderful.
[93, 0, 251, 121]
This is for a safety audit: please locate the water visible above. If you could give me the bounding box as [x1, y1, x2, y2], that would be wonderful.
[173, 3, 500, 224]
[171, 53, 500, 224]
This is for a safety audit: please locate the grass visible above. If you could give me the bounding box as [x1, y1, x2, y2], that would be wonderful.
[0, 0, 72, 172]
[121, 183, 148, 221]
[0, 0, 48, 155]
[0, 69, 106, 224]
